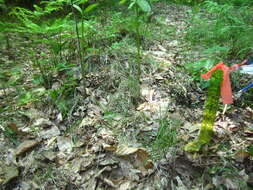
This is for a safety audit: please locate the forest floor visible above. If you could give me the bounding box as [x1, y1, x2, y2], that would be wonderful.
[1, 2, 253, 190]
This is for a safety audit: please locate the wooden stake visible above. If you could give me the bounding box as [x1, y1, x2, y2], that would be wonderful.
[222, 104, 228, 115]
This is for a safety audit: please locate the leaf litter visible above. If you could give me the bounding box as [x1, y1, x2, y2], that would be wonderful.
[0, 2, 253, 190]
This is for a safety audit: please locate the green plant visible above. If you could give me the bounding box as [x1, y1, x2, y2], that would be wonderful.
[0, 21, 13, 50]
[186, 1, 253, 59]
[119, 0, 152, 104]
[70, 0, 99, 79]
[18, 91, 35, 106]
[151, 117, 180, 160]
[128, 0, 151, 80]
[33, 52, 54, 89]
[215, 0, 253, 6]
[10, 3, 73, 88]
[1, 124, 19, 145]
[48, 71, 78, 118]
[185, 59, 216, 89]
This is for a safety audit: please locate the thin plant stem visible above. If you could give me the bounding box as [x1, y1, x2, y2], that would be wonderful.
[135, 6, 141, 83]
[70, 0, 85, 79]
[5, 34, 10, 50]
[59, 30, 63, 61]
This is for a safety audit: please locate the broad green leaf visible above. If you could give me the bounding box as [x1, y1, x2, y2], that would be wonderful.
[136, 0, 151, 12]
[128, 1, 136, 10]
[79, 0, 88, 4]
[73, 4, 83, 14]
[119, 0, 127, 5]
[83, 3, 98, 13]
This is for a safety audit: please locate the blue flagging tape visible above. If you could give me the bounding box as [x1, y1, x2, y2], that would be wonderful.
[247, 59, 253, 65]
[241, 83, 253, 93]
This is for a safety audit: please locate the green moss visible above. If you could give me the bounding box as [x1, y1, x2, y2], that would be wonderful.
[185, 70, 222, 152]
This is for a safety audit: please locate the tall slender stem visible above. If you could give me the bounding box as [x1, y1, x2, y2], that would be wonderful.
[59, 29, 63, 61]
[70, 0, 85, 78]
[135, 6, 141, 83]
[5, 34, 10, 50]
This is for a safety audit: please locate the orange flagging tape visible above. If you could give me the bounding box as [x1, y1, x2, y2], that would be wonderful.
[201, 62, 241, 105]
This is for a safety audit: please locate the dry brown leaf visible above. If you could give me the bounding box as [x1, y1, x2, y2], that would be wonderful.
[0, 162, 19, 185]
[15, 140, 40, 156]
[115, 145, 139, 156]
[39, 126, 60, 139]
[234, 150, 250, 162]
[115, 145, 153, 172]
[137, 102, 158, 112]
[119, 181, 133, 190]
[6, 123, 29, 136]
[245, 129, 253, 136]
[102, 143, 117, 152]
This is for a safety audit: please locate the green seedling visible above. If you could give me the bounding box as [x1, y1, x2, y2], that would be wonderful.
[151, 118, 179, 160]
[70, 0, 98, 79]
[2, 125, 19, 145]
[119, 0, 152, 104]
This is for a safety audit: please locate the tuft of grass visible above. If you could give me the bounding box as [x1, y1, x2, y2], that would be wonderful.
[151, 117, 181, 160]
[185, 1, 253, 60]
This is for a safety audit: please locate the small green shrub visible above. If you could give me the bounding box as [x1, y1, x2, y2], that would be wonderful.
[119, 0, 152, 104]
[184, 59, 217, 90]
[48, 72, 78, 118]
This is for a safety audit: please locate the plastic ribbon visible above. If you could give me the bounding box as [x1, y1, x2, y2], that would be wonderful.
[201, 62, 241, 105]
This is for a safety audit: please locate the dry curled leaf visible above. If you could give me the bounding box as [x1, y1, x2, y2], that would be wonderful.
[15, 140, 40, 156]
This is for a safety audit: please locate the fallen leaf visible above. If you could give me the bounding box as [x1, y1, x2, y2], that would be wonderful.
[0, 162, 19, 185]
[15, 140, 40, 156]
[102, 143, 117, 152]
[79, 117, 94, 128]
[33, 118, 54, 128]
[115, 144, 153, 172]
[56, 113, 63, 123]
[57, 136, 73, 152]
[39, 126, 60, 139]
[42, 150, 56, 161]
[224, 178, 238, 190]
[99, 158, 119, 166]
[245, 128, 253, 136]
[23, 109, 45, 120]
[6, 123, 29, 136]
[115, 145, 139, 156]
[234, 150, 250, 162]
[98, 177, 117, 188]
[119, 181, 133, 190]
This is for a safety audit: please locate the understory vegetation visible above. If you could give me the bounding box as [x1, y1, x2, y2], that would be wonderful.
[0, 0, 253, 189]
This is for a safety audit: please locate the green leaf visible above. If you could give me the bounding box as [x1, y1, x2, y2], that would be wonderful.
[136, 0, 151, 12]
[79, 0, 88, 4]
[19, 92, 33, 105]
[119, 0, 127, 5]
[73, 4, 83, 14]
[128, 1, 136, 9]
[247, 145, 253, 156]
[83, 3, 98, 13]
